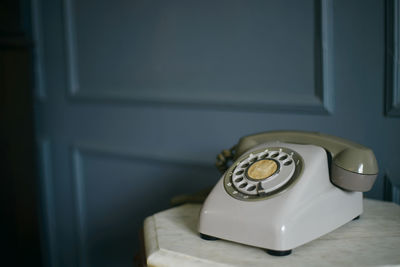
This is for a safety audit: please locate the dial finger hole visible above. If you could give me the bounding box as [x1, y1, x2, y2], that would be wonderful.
[234, 177, 244, 183]
[279, 155, 288, 161]
[239, 182, 248, 188]
[270, 152, 279, 158]
[247, 185, 256, 191]
[283, 160, 293, 166]
[259, 153, 268, 159]
[242, 163, 249, 168]
[235, 170, 244, 175]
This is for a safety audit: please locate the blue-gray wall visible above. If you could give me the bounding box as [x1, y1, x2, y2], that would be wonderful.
[32, 0, 400, 266]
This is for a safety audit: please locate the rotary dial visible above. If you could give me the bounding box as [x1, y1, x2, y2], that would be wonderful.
[224, 147, 303, 201]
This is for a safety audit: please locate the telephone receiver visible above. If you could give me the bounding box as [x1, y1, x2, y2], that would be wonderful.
[217, 130, 378, 192]
[199, 130, 378, 256]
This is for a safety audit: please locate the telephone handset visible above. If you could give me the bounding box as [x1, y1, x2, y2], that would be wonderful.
[199, 131, 378, 256]
[217, 130, 378, 192]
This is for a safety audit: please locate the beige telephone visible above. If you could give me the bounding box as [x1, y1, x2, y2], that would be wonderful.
[198, 131, 378, 256]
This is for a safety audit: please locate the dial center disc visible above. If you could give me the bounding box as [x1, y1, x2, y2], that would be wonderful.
[247, 159, 278, 180]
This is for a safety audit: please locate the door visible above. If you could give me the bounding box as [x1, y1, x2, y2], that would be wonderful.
[32, 0, 400, 266]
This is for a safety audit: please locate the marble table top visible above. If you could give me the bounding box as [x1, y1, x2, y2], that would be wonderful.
[144, 199, 400, 267]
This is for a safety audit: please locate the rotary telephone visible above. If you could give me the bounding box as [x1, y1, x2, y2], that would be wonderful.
[198, 130, 378, 256]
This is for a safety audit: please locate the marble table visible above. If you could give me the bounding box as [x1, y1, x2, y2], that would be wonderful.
[143, 199, 400, 267]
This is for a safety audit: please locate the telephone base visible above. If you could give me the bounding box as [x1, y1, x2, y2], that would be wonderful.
[265, 249, 292, 256]
[200, 233, 219, 241]
[199, 142, 364, 252]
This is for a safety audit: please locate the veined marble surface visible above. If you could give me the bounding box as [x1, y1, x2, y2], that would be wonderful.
[144, 199, 400, 267]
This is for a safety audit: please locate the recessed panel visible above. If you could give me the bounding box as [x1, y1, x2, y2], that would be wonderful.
[77, 151, 217, 267]
[68, 0, 324, 109]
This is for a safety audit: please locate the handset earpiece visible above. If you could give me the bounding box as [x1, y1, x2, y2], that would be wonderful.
[331, 148, 378, 191]
[233, 130, 378, 192]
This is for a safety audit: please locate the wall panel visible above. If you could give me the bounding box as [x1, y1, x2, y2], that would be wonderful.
[71, 145, 217, 266]
[64, 0, 334, 114]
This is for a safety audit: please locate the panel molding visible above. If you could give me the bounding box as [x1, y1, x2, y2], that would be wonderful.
[394, 185, 400, 204]
[74, 143, 212, 167]
[71, 148, 88, 267]
[318, 0, 335, 114]
[63, 0, 80, 95]
[62, 0, 334, 114]
[384, 174, 400, 204]
[386, 0, 400, 116]
[31, 0, 47, 101]
[38, 140, 58, 267]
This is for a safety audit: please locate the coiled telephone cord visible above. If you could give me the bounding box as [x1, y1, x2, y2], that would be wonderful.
[215, 146, 236, 173]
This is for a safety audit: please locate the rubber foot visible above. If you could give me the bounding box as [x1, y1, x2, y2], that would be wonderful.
[266, 249, 292, 256]
[200, 233, 219, 241]
[353, 215, 360, 221]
